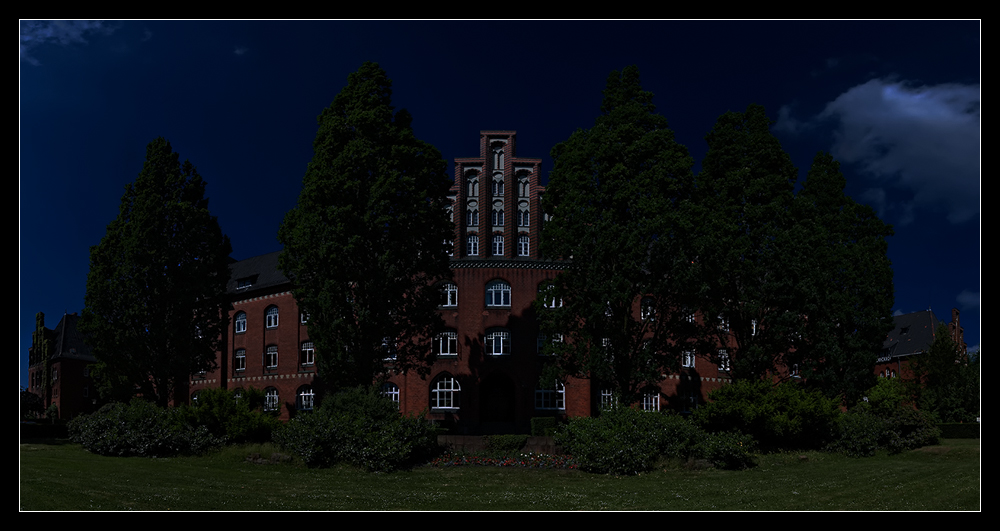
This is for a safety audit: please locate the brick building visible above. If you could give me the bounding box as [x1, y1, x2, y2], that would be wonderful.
[25, 312, 99, 419]
[875, 308, 967, 380]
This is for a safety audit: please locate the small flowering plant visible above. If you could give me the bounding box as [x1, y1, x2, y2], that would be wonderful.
[430, 452, 578, 469]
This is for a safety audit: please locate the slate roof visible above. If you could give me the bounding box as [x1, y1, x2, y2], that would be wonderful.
[227, 250, 291, 295]
[50, 313, 96, 362]
[882, 310, 942, 359]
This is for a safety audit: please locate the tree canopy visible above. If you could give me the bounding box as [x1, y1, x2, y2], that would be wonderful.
[277, 62, 454, 395]
[80, 137, 232, 407]
[538, 65, 696, 405]
[909, 324, 979, 422]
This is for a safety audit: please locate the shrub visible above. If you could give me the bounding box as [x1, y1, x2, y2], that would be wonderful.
[555, 406, 749, 474]
[176, 387, 282, 445]
[692, 380, 840, 452]
[274, 386, 439, 472]
[68, 399, 221, 457]
[530, 416, 558, 436]
[482, 434, 528, 457]
[827, 379, 941, 457]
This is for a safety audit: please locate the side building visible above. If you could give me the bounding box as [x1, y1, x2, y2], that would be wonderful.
[876, 308, 967, 380]
[25, 312, 98, 420]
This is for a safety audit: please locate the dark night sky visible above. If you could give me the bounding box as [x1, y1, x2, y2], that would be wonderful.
[19, 20, 980, 388]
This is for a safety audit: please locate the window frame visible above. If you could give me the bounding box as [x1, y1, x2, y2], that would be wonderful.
[300, 341, 315, 367]
[430, 374, 460, 410]
[492, 234, 504, 255]
[485, 328, 511, 356]
[264, 387, 279, 412]
[467, 235, 479, 256]
[234, 348, 246, 372]
[682, 350, 696, 369]
[518, 235, 530, 256]
[297, 385, 314, 411]
[265, 306, 279, 329]
[441, 282, 458, 307]
[434, 330, 458, 357]
[265, 345, 278, 369]
[486, 280, 511, 307]
[534, 381, 566, 410]
[234, 311, 247, 334]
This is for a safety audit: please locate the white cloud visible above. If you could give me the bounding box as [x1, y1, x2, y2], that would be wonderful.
[818, 79, 980, 224]
[234, 46, 248, 56]
[956, 289, 980, 310]
[20, 20, 117, 65]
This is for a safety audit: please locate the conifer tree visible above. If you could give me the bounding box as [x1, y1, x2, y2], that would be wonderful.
[539, 66, 696, 406]
[691, 104, 799, 382]
[277, 62, 453, 395]
[80, 138, 232, 407]
[791, 152, 895, 404]
[909, 324, 978, 422]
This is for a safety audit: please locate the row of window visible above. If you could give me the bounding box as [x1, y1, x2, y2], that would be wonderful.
[233, 342, 315, 372]
[233, 307, 307, 333]
[439, 280, 560, 308]
[464, 235, 531, 257]
[466, 209, 531, 227]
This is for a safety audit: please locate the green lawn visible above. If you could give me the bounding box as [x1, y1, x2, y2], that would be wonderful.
[20, 439, 980, 511]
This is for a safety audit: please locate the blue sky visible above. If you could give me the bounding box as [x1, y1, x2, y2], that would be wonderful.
[19, 20, 980, 388]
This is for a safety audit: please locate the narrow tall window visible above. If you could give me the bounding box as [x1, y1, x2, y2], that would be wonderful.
[265, 306, 279, 329]
[518, 235, 530, 256]
[300, 341, 315, 366]
[486, 328, 510, 356]
[467, 235, 479, 256]
[492, 234, 504, 255]
[434, 330, 458, 357]
[234, 312, 247, 333]
[441, 283, 458, 307]
[234, 349, 246, 372]
[265, 345, 278, 369]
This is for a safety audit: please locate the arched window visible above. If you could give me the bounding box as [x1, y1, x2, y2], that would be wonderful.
[467, 235, 479, 256]
[264, 387, 279, 412]
[492, 234, 504, 256]
[440, 283, 458, 307]
[234, 311, 247, 334]
[297, 385, 314, 411]
[467, 207, 479, 227]
[467, 173, 479, 197]
[493, 175, 504, 196]
[518, 208, 529, 227]
[485, 328, 511, 356]
[265, 306, 279, 329]
[265, 345, 278, 369]
[518, 174, 529, 197]
[431, 374, 460, 410]
[486, 280, 511, 307]
[492, 208, 504, 227]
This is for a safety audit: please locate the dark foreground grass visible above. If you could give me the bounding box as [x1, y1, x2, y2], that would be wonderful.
[20, 438, 979, 511]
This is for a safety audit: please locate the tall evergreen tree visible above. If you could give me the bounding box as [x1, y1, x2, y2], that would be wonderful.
[909, 324, 979, 422]
[277, 62, 453, 395]
[691, 104, 799, 382]
[791, 152, 895, 404]
[80, 138, 232, 407]
[538, 66, 696, 406]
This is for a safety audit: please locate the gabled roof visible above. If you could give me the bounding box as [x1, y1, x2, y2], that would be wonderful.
[51, 313, 95, 362]
[227, 250, 291, 295]
[882, 310, 942, 359]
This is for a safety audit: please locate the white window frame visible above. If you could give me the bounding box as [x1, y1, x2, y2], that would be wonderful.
[492, 234, 504, 255]
[265, 345, 278, 369]
[535, 382, 566, 410]
[599, 388, 616, 410]
[441, 283, 458, 307]
[486, 328, 510, 356]
[301, 341, 315, 366]
[431, 375, 460, 410]
[264, 387, 279, 412]
[642, 391, 660, 412]
[298, 386, 314, 411]
[683, 350, 696, 369]
[518, 235, 530, 256]
[235, 348, 246, 372]
[434, 330, 458, 357]
[382, 382, 400, 409]
[265, 306, 279, 329]
[467, 208, 479, 227]
[718, 349, 730, 372]
[467, 235, 479, 256]
[234, 312, 247, 334]
[486, 280, 511, 307]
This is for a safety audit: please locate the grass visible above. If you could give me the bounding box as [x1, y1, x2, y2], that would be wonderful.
[20, 438, 980, 511]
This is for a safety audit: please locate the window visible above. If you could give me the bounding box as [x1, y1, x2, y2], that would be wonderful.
[539, 284, 562, 308]
[486, 328, 510, 356]
[441, 283, 458, 307]
[518, 208, 529, 227]
[467, 174, 479, 197]
[518, 235, 530, 256]
[492, 234, 504, 255]
[382, 382, 400, 408]
[717, 314, 729, 331]
[297, 385, 314, 411]
[599, 388, 616, 410]
[492, 208, 504, 227]
[641, 297, 655, 321]
[382, 337, 397, 360]
[264, 387, 279, 412]
[486, 280, 511, 307]
[682, 350, 696, 369]
[300, 341, 315, 366]
[493, 177, 504, 196]
[234, 312, 247, 333]
[791, 364, 800, 378]
[537, 333, 563, 355]
[467, 208, 479, 226]
[300, 312, 309, 324]
[237, 277, 254, 290]
[467, 235, 479, 256]
[235, 349, 246, 372]
[434, 330, 458, 357]
[642, 391, 660, 412]
[265, 306, 279, 329]
[265, 345, 278, 369]
[718, 349, 730, 372]
[535, 382, 565, 410]
[518, 174, 529, 197]
[431, 374, 460, 410]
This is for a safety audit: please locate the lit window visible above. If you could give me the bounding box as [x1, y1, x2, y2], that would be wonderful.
[518, 235, 530, 256]
[264, 387, 279, 412]
[234, 349, 246, 372]
[486, 328, 510, 356]
[486, 280, 511, 307]
[300, 342, 315, 366]
[467, 235, 479, 256]
[265, 345, 278, 369]
[535, 382, 565, 410]
[492, 234, 504, 255]
[683, 350, 696, 369]
[441, 283, 458, 307]
[382, 382, 400, 409]
[297, 385, 314, 411]
[234, 312, 247, 333]
[431, 374, 460, 410]
[434, 330, 458, 357]
[265, 306, 279, 329]
[642, 391, 660, 412]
